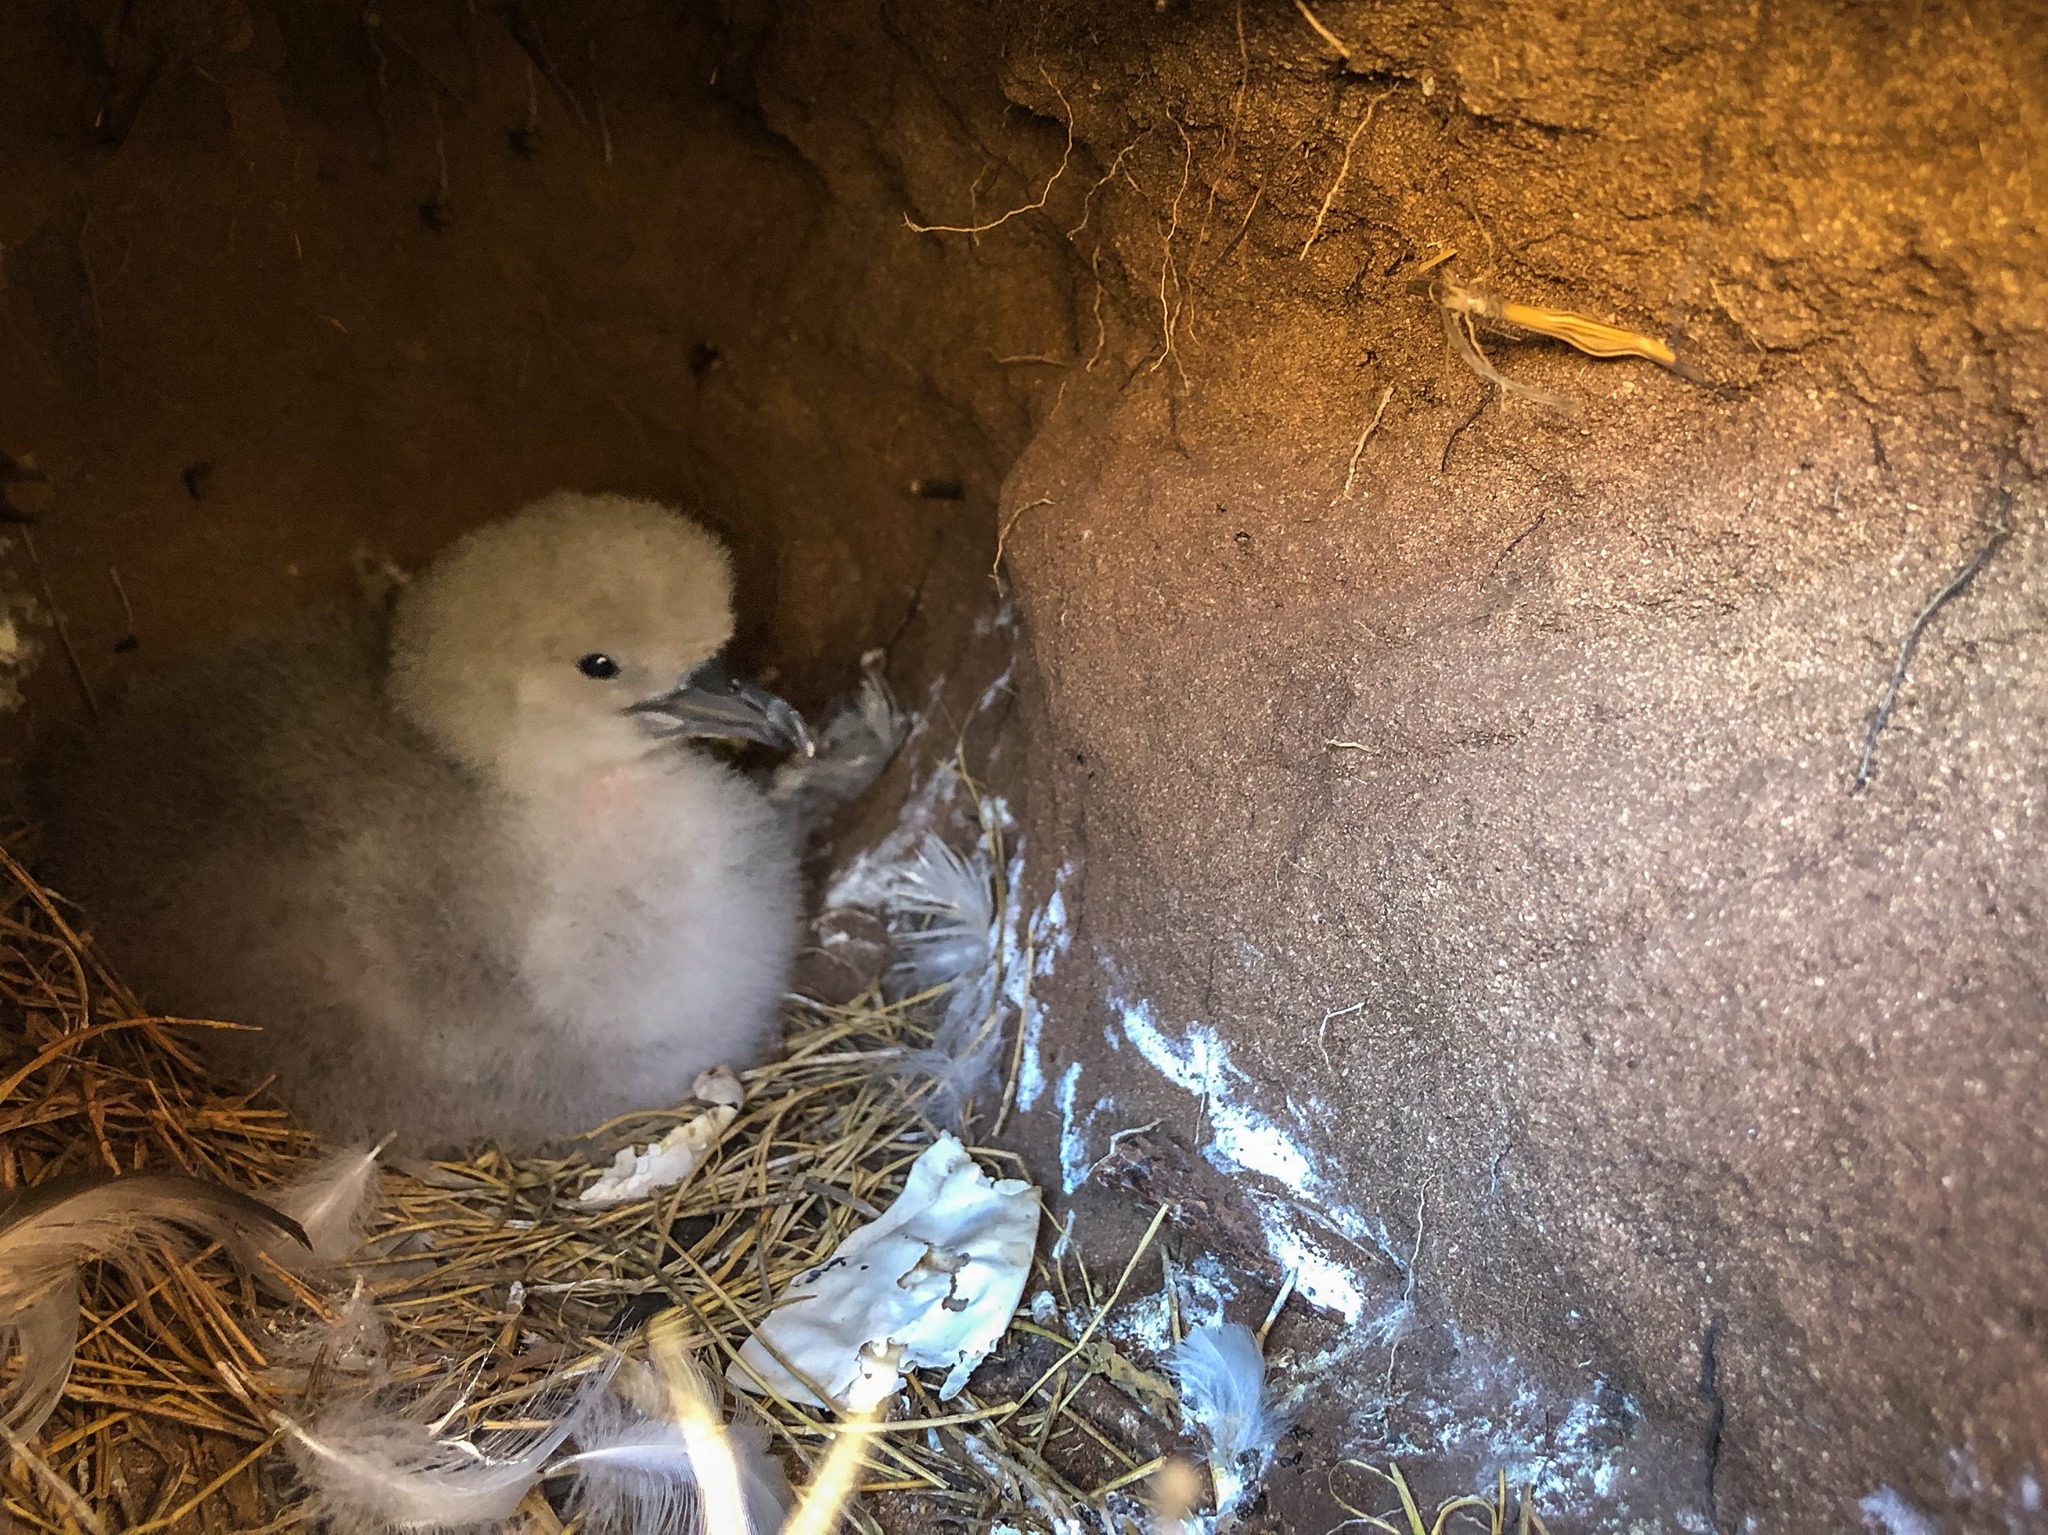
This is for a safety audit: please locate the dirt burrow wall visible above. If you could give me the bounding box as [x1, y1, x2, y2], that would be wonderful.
[2, 0, 2044, 1530]
[750, 1, 2047, 1528]
[0, 0, 1033, 733]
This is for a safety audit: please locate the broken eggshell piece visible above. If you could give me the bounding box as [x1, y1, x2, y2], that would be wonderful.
[577, 1067, 745, 1208]
[728, 1133, 1040, 1407]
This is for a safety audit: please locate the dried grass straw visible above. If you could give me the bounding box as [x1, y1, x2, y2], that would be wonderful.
[0, 842, 1177, 1531]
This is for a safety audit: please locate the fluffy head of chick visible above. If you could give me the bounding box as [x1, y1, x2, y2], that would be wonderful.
[388, 491, 793, 791]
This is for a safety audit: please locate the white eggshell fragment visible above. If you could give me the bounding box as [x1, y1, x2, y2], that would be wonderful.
[577, 1067, 744, 1208]
[729, 1133, 1040, 1407]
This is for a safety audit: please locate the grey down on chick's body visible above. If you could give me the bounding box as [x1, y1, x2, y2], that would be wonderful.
[43, 492, 896, 1152]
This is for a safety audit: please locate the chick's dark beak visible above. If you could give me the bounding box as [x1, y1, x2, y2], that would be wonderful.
[628, 657, 814, 757]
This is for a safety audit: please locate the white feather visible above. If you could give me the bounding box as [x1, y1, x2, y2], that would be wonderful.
[1167, 1322, 1289, 1524]
[548, 1389, 791, 1535]
[879, 837, 996, 993]
[268, 1280, 389, 1392]
[871, 836, 1008, 1124]
[0, 1284, 79, 1442]
[264, 1144, 384, 1267]
[769, 664, 906, 818]
[0, 1173, 304, 1438]
[890, 972, 1004, 1126]
[281, 1384, 588, 1535]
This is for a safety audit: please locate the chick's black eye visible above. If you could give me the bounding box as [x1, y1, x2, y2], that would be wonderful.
[577, 653, 620, 680]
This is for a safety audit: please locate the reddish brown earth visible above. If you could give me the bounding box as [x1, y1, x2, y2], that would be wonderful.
[2, 1, 2043, 1530]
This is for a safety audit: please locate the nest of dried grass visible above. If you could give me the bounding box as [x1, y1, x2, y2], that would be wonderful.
[0, 840, 1188, 1533]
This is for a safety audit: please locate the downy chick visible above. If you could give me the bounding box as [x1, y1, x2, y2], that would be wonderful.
[43, 492, 821, 1150]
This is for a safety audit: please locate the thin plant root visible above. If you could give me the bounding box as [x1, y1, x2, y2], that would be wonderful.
[1205, 128, 1313, 277]
[1147, 113, 1196, 378]
[1085, 244, 1111, 370]
[1188, 0, 1252, 271]
[1066, 133, 1148, 240]
[1301, 91, 1392, 259]
[1292, 0, 1353, 63]
[991, 497, 1053, 594]
[1334, 386, 1394, 504]
[906, 72, 1076, 237]
[1440, 307, 1571, 411]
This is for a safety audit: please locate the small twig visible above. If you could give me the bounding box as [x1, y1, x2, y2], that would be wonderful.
[1301, 91, 1391, 259]
[1334, 385, 1393, 504]
[907, 72, 1075, 235]
[1256, 1271, 1296, 1347]
[22, 525, 99, 718]
[1851, 488, 2015, 793]
[2, 1421, 107, 1535]
[1292, 0, 1353, 61]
